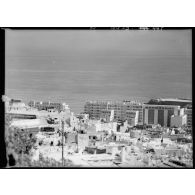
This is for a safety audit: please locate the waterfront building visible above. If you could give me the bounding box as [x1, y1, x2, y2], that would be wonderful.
[124, 101, 143, 124]
[84, 100, 144, 124]
[3, 96, 27, 112]
[143, 104, 181, 127]
[28, 100, 69, 112]
[126, 110, 139, 126]
[100, 109, 114, 122]
[84, 99, 191, 128]
[9, 101, 26, 111]
[184, 104, 192, 128]
[84, 101, 107, 119]
[107, 101, 126, 121]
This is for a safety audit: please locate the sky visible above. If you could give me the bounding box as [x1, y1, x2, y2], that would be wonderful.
[5, 29, 192, 112]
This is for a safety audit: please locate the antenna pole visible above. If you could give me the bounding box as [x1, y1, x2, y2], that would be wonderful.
[61, 120, 64, 166]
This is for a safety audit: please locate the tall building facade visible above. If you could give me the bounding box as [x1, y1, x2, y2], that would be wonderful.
[84, 100, 144, 124]
[184, 105, 192, 128]
[126, 110, 139, 126]
[143, 104, 181, 127]
[124, 101, 143, 124]
[28, 100, 69, 112]
[100, 109, 114, 122]
[84, 101, 108, 119]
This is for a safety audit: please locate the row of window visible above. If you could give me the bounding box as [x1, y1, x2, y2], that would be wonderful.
[145, 106, 177, 110]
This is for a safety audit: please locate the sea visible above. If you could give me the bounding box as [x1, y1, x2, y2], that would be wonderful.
[5, 56, 192, 114]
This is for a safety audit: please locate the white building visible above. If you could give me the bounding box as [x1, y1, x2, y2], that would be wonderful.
[70, 112, 79, 129]
[84, 100, 144, 124]
[28, 100, 70, 112]
[184, 105, 192, 128]
[2, 95, 11, 112]
[100, 109, 114, 122]
[4, 97, 30, 113]
[87, 120, 117, 134]
[119, 120, 128, 133]
[10, 118, 48, 135]
[126, 110, 139, 126]
[96, 121, 117, 134]
[144, 104, 181, 127]
[171, 115, 187, 127]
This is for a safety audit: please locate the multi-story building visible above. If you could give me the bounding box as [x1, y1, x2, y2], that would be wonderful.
[147, 98, 192, 108]
[3, 96, 28, 112]
[107, 101, 126, 120]
[170, 108, 187, 127]
[184, 104, 192, 128]
[28, 100, 69, 112]
[100, 109, 114, 122]
[126, 110, 139, 126]
[171, 115, 187, 127]
[84, 98, 192, 128]
[124, 100, 143, 125]
[143, 104, 181, 127]
[84, 100, 144, 124]
[84, 101, 108, 119]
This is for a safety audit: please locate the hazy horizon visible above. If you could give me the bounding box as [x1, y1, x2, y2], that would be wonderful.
[5, 29, 192, 113]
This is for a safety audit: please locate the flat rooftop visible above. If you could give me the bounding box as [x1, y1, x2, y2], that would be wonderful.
[157, 98, 192, 103]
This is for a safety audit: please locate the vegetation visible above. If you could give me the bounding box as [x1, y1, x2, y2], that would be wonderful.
[5, 114, 37, 167]
[5, 114, 74, 167]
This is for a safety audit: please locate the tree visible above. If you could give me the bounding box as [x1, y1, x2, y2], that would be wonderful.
[5, 114, 75, 167]
[5, 115, 37, 167]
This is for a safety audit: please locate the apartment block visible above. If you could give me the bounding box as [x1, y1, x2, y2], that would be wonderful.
[184, 105, 192, 128]
[28, 100, 69, 112]
[84, 100, 144, 124]
[143, 104, 181, 127]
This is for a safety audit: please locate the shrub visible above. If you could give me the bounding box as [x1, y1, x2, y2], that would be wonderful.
[5, 115, 75, 167]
